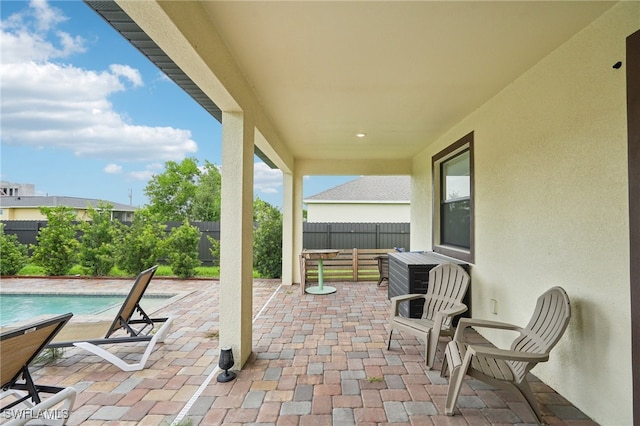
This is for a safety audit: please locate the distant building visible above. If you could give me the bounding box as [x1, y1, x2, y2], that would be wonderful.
[304, 176, 410, 223]
[0, 196, 136, 221]
[0, 181, 35, 197]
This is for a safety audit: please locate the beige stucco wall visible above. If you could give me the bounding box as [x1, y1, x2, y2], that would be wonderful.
[0, 208, 58, 220]
[412, 4, 637, 425]
[306, 202, 410, 223]
[0, 208, 106, 221]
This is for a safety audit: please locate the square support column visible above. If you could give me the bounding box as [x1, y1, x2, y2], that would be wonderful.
[292, 171, 304, 284]
[282, 171, 304, 285]
[281, 172, 294, 285]
[220, 111, 254, 368]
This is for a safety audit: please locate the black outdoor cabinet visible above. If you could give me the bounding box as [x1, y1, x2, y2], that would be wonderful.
[388, 251, 471, 319]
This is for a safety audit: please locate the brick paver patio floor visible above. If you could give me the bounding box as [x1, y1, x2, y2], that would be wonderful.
[0, 278, 596, 425]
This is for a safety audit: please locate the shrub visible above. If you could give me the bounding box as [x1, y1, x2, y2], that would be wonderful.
[78, 202, 119, 276]
[0, 223, 29, 275]
[206, 235, 220, 267]
[116, 207, 167, 275]
[253, 198, 282, 278]
[166, 221, 201, 278]
[31, 206, 79, 276]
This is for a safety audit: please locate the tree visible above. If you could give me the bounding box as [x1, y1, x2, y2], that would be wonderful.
[116, 207, 167, 275]
[145, 158, 224, 222]
[253, 198, 283, 278]
[0, 223, 29, 276]
[166, 221, 201, 278]
[31, 206, 79, 276]
[192, 161, 222, 221]
[78, 202, 119, 276]
[145, 157, 200, 221]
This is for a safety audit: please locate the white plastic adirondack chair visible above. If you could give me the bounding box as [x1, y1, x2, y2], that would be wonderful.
[442, 286, 571, 424]
[387, 262, 470, 369]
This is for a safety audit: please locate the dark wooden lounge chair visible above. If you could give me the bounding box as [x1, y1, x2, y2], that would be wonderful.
[48, 265, 173, 371]
[1, 313, 77, 425]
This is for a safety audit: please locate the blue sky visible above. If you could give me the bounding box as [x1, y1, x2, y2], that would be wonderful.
[0, 0, 355, 209]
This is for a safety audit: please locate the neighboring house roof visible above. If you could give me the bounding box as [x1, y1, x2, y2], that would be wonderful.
[305, 176, 410, 203]
[0, 196, 136, 212]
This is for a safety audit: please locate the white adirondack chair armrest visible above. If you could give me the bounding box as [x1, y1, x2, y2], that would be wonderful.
[467, 344, 550, 363]
[438, 303, 468, 318]
[390, 293, 426, 303]
[453, 317, 524, 341]
[433, 304, 468, 329]
[390, 293, 426, 315]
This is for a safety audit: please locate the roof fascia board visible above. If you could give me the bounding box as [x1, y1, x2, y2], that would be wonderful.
[116, 0, 239, 112]
[115, 0, 292, 171]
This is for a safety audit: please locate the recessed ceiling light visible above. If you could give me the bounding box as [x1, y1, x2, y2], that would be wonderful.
[356, 133, 366, 138]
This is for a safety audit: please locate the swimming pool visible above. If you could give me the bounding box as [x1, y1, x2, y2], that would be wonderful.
[0, 293, 172, 327]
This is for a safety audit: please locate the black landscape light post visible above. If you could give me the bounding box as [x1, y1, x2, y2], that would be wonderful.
[217, 346, 236, 382]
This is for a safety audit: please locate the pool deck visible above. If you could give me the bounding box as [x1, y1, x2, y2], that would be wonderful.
[0, 277, 596, 425]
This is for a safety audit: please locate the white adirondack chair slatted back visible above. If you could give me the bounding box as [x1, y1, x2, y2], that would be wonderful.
[388, 262, 470, 369]
[509, 286, 571, 382]
[422, 264, 470, 328]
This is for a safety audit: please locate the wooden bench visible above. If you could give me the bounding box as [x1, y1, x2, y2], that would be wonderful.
[300, 248, 395, 292]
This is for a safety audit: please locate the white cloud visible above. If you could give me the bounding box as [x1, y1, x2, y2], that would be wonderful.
[128, 170, 156, 181]
[254, 162, 283, 195]
[147, 163, 164, 171]
[0, 0, 199, 164]
[109, 64, 143, 88]
[0, 1, 84, 63]
[260, 187, 279, 194]
[128, 163, 163, 181]
[104, 163, 122, 174]
[30, 0, 66, 33]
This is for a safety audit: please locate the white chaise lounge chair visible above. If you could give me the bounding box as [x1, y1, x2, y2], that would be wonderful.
[48, 266, 173, 372]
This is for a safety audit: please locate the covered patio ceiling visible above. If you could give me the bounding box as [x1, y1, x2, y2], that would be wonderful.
[87, 1, 614, 167]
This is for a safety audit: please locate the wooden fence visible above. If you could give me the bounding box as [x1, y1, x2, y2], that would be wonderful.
[1, 220, 409, 268]
[303, 222, 409, 250]
[300, 248, 395, 283]
[0, 220, 221, 264]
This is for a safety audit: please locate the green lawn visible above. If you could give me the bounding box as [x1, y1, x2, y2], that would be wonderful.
[15, 264, 226, 279]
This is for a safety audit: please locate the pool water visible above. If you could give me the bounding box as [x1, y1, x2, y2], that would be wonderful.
[0, 294, 128, 327]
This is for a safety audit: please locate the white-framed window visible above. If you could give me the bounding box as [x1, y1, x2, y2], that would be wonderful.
[432, 132, 474, 263]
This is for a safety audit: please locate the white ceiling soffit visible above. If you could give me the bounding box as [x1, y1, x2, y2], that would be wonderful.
[88, 1, 614, 166]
